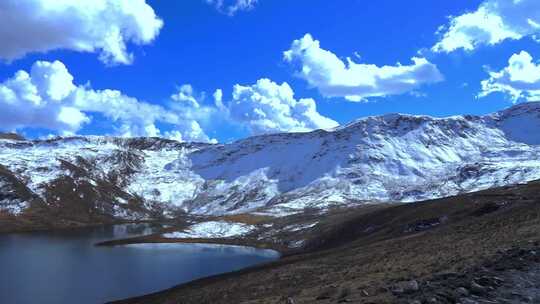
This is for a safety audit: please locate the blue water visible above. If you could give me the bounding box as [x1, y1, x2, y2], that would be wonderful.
[0, 224, 279, 304]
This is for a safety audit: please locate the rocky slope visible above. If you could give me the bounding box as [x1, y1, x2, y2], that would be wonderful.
[0, 137, 209, 230]
[1, 102, 540, 227]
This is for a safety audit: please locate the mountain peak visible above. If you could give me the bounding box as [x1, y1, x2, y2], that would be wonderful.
[495, 101, 540, 117]
[490, 102, 540, 145]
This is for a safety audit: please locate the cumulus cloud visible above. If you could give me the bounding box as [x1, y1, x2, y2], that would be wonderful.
[171, 84, 204, 109]
[0, 0, 163, 65]
[168, 84, 218, 143]
[0, 60, 213, 142]
[284, 34, 443, 101]
[480, 51, 540, 102]
[172, 81, 336, 137]
[433, 0, 540, 53]
[221, 78, 338, 135]
[206, 0, 257, 16]
[213, 89, 225, 110]
[0, 61, 88, 133]
[163, 121, 212, 143]
[1, 63, 336, 141]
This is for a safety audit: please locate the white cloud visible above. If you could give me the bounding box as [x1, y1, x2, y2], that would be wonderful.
[284, 34, 443, 101]
[213, 89, 226, 110]
[1, 63, 336, 141]
[173, 82, 332, 141]
[171, 84, 203, 109]
[433, 0, 540, 53]
[0, 60, 214, 142]
[164, 121, 212, 143]
[168, 84, 218, 143]
[480, 50, 540, 102]
[0, 61, 89, 133]
[206, 0, 257, 16]
[0, 0, 163, 65]
[223, 78, 338, 135]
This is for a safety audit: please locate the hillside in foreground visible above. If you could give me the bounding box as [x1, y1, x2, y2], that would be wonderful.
[113, 180, 540, 304]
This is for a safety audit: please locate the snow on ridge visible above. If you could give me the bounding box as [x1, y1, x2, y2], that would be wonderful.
[490, 102, 540, 145]
[127, 147, 204, 208]
[2, 102, 540, 218]
[179, 102, 540, 214]
[162, 221, 256, 239]
[282, 221, 319, 232]
[0, 178, 27, 216]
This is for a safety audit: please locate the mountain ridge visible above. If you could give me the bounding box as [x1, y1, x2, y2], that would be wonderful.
[1, 102, 540, 229]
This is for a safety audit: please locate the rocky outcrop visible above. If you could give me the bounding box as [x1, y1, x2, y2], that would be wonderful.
[396, 245, 540, 304]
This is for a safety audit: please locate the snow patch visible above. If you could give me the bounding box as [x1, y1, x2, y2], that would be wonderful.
[162, 221, 256, 239]
[282, 222, 319, 232]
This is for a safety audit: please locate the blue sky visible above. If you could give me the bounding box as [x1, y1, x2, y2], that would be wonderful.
[1, 0, 540, 142]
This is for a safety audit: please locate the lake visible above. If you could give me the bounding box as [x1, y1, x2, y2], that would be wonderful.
[0, 224, 279, 304]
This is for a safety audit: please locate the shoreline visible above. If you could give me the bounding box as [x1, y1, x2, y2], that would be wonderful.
[94, 232, 300, 256]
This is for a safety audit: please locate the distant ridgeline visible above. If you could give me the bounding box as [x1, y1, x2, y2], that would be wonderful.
[1, 102, 540, 226]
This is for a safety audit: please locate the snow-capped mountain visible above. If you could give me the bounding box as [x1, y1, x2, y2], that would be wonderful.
[2, 102, 540, 221]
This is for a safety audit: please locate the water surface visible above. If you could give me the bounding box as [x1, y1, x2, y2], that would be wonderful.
[0, 224, 279, 304]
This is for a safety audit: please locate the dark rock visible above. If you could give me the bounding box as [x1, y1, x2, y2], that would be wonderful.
[315, 286, 338, 300]
[456, 287, 469, 297]
[338, 287, 351, 299]
[434, 272, 459, 280]
[475, 275, 503, 287]
[470, 282, 487, 296]
[393, 280, 419, 294]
